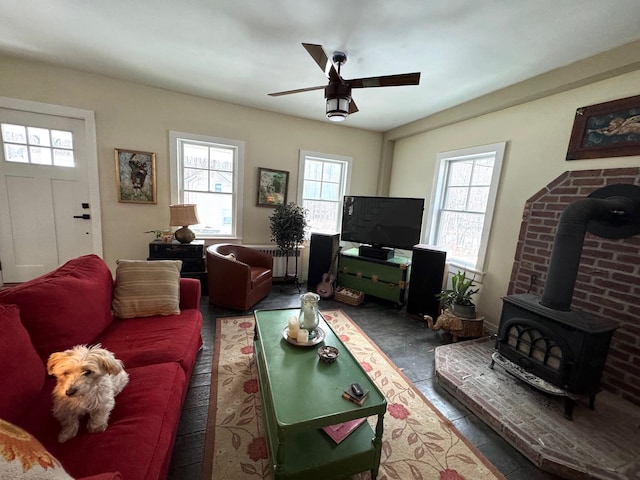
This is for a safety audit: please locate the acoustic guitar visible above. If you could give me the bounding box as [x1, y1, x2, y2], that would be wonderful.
[316, 272, 335, 299]
[316, 247, 341, 299]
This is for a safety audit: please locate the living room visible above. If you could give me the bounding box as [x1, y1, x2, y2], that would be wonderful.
[1, 2, 640, 479]
[3, 44, 640, 325]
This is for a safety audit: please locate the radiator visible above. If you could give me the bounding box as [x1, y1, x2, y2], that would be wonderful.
[244, 245, 300, 278]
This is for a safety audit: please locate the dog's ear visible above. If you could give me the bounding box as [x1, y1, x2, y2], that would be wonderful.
[97, 353, 124, 375]
[47, 352, 65, 376]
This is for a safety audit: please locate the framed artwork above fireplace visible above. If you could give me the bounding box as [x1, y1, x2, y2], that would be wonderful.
[566, 94, 640, 160]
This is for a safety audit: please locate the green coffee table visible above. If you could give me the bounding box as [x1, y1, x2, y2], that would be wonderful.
[253, 308, 386, 480]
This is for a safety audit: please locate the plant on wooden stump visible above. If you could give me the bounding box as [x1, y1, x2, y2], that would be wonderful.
[269, 202, 308, 278]
[436, 270, 479, 319]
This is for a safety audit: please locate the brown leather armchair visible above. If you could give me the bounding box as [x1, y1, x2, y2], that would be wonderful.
[206, 243, 273, 310]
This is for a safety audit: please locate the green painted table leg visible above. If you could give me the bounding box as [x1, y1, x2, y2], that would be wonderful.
[371, 413, 384, 479]
[274, 435, 286, 479]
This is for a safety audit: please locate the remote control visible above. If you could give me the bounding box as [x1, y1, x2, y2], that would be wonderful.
[351, 382, 364, 398]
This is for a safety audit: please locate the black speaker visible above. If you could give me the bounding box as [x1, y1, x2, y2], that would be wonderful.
[307, 233, 340, 291]
[406, 244, 447, 321]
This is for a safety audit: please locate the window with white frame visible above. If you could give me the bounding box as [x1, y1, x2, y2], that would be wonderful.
[170, 131, 244, 239]
[297, 150, 352, 235]
[426, 142, 506, 272]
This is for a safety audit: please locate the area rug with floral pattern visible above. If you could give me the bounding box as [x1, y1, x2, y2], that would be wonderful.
[202, 309, 505, 480]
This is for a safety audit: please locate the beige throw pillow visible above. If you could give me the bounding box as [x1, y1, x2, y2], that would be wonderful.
[0, 418, 73, 479]
[112, 259, 182, 319]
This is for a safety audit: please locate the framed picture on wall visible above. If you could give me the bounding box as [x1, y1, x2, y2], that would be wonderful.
[114, 148, 157, 204]
[257, 167, 289, 207]
[566, 94, 640, 160]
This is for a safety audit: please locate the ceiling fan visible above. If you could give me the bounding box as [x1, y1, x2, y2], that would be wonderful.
[268, 43, 421, 122]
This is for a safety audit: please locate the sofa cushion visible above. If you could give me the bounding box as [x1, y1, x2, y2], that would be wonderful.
[0, 418, 73, 479]
[112, 260, 182, 319]
[0, 255, 114, 360]
[97, 308, 203, 372]
[22, 363, 187, 480]
[0, 304, 45, 423]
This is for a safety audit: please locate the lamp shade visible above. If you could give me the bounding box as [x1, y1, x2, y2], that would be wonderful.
[325, 83, 351, 122]
[169, 204, 199, 226]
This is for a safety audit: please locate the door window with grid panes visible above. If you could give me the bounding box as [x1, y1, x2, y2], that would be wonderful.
[297, 150, 351, 235]
[427, 142, 505, 272]
[170, 132, 244, 238]
[2, 123, 75, 167]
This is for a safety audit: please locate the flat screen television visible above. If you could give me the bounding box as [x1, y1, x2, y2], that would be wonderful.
[341, 196, 425, 259]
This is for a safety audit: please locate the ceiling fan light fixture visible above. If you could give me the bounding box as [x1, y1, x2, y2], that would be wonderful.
[325, 83, 351, 122]
[326, 97, 349, 121]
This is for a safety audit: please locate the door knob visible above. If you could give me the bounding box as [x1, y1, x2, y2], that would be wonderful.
[73, 214, 91, 219]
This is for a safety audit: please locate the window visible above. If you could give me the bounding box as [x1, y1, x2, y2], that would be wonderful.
[426, 142, 506, 272]
[1, 123, 74, 167]
[297, 150, 352, 235]
[170, 131, 244, 239]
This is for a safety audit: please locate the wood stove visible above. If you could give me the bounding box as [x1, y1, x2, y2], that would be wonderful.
[492, 184, 640, 419]
[492, 293, 618, 419]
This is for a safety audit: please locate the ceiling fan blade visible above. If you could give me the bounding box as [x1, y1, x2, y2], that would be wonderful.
[349, 99, 359, 114]
[302, 43, 341, 83]
[348, 72, 421, 89]
[268, 85, 326, 97]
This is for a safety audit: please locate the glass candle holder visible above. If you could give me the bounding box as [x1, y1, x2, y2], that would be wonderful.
[299, 292, 320, 339]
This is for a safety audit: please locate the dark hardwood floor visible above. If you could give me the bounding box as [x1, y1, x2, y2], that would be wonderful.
[168, 285, 558, 480]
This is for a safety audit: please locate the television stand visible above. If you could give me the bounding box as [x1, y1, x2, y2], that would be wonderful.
[358, 245, 393, 260]
[338, 248, 411, 306]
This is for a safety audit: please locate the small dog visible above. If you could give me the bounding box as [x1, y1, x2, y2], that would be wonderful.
[47, 344, 129, 443]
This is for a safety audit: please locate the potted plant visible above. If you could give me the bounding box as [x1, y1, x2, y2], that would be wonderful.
[436, 270, 480, 319]
[269, 202, 308, 279]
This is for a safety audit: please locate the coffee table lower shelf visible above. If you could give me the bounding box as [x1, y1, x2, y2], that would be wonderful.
[255, 343, 381, 480]
[263, 417, 378, 480]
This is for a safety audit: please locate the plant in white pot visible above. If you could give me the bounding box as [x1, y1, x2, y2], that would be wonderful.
[436, 270, 479, 319]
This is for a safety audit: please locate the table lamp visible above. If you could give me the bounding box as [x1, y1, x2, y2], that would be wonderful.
[169, 204, 199, 244]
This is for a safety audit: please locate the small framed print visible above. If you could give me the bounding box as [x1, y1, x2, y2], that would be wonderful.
[257, 167, 289, 207]
[566, 94, 640, 160]
[115, 148, 157, 204]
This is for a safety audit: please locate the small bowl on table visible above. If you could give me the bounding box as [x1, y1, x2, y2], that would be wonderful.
[318, 345, 339, 364]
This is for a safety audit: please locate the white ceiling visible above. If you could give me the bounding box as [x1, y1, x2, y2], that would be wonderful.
[2, 0, 640, 132]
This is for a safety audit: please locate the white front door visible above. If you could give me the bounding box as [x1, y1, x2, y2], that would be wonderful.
[0, 99, 102, 283]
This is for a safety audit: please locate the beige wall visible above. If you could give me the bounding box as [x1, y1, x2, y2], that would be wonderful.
[3, 53, 640, 316]
[0, 54, 382, 271]
[389, 69, 640, 329]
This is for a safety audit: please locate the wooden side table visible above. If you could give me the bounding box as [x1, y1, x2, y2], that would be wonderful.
[425, 308, 484, 342]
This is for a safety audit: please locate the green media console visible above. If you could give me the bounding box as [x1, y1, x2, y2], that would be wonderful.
[337, 248, 411, 306]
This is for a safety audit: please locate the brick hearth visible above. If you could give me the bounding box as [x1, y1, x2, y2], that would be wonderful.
[435, 337, 640, 480]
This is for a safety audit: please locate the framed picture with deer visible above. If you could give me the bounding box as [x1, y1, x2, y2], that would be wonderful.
[114, 148, 157, 204]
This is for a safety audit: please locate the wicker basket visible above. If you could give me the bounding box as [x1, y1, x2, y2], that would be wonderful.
[334, 287, 364, 306]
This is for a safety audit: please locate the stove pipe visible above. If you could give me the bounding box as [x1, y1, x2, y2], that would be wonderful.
[540, 192, 638, 311]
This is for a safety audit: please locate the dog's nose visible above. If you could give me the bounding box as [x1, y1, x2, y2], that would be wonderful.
[66, 387, 77, 396]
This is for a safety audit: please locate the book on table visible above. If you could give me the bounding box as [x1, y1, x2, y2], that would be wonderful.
[321, 417, 367, 444]
[342, 385, 369, 406]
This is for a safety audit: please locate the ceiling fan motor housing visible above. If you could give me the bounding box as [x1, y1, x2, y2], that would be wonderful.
[325, 83, 351, 121]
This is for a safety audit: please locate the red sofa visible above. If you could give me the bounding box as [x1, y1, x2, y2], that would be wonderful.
[0, 254, 203, 479]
